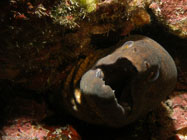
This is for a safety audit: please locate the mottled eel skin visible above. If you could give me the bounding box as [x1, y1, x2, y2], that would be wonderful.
[62, 35, 177, 127]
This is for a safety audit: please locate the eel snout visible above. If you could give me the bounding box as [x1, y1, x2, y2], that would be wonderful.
[74, 35, 177, 127]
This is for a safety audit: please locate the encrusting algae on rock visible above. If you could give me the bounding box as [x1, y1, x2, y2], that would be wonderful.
[149, 0, 187, 38]
[0, 0, 152, 90]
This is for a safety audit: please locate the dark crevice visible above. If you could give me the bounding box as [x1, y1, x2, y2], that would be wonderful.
[91, 31, 123, 49]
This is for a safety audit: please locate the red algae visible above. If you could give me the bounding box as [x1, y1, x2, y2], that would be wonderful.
[0, 92, 81, 140]
[150, 0, 187, 38]
[2, 119, 81, 140]
[2, 119, 49, 140]
[168, 92, 187, 131]
[46, 125, 81, 140]
[147, 91, 187, 140]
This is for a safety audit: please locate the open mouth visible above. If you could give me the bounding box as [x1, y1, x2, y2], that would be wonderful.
[94, 58, 137, 114]
[79, 57, 138, 125]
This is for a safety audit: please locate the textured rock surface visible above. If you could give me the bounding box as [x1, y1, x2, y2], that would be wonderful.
[148, 92, 187, 140]
[0, 0, 151, 91]
[0, 85, 81, 140]
[2, 121, 81, 140]
[149, 0, 187, 38]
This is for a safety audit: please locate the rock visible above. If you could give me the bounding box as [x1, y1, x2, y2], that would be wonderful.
[2, 120, 81, 140]
[0, 87, 81, 140]
[149, 0, 187, 38]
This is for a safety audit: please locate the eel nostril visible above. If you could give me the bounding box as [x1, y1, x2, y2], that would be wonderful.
[123, 41, 134, 48]
[95, 68, 104, 79]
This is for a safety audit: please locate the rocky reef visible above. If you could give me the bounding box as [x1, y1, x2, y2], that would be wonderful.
[149, 0, 187, 38]
[0, 0, 186, 139]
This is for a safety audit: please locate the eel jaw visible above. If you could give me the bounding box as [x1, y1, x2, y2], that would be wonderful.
[80, 58, 137, 126]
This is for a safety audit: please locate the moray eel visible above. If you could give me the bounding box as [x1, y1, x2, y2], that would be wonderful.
[62, 35, 177, 127]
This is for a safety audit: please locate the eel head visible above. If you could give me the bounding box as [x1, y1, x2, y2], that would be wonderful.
[67, 35, 177, 127]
